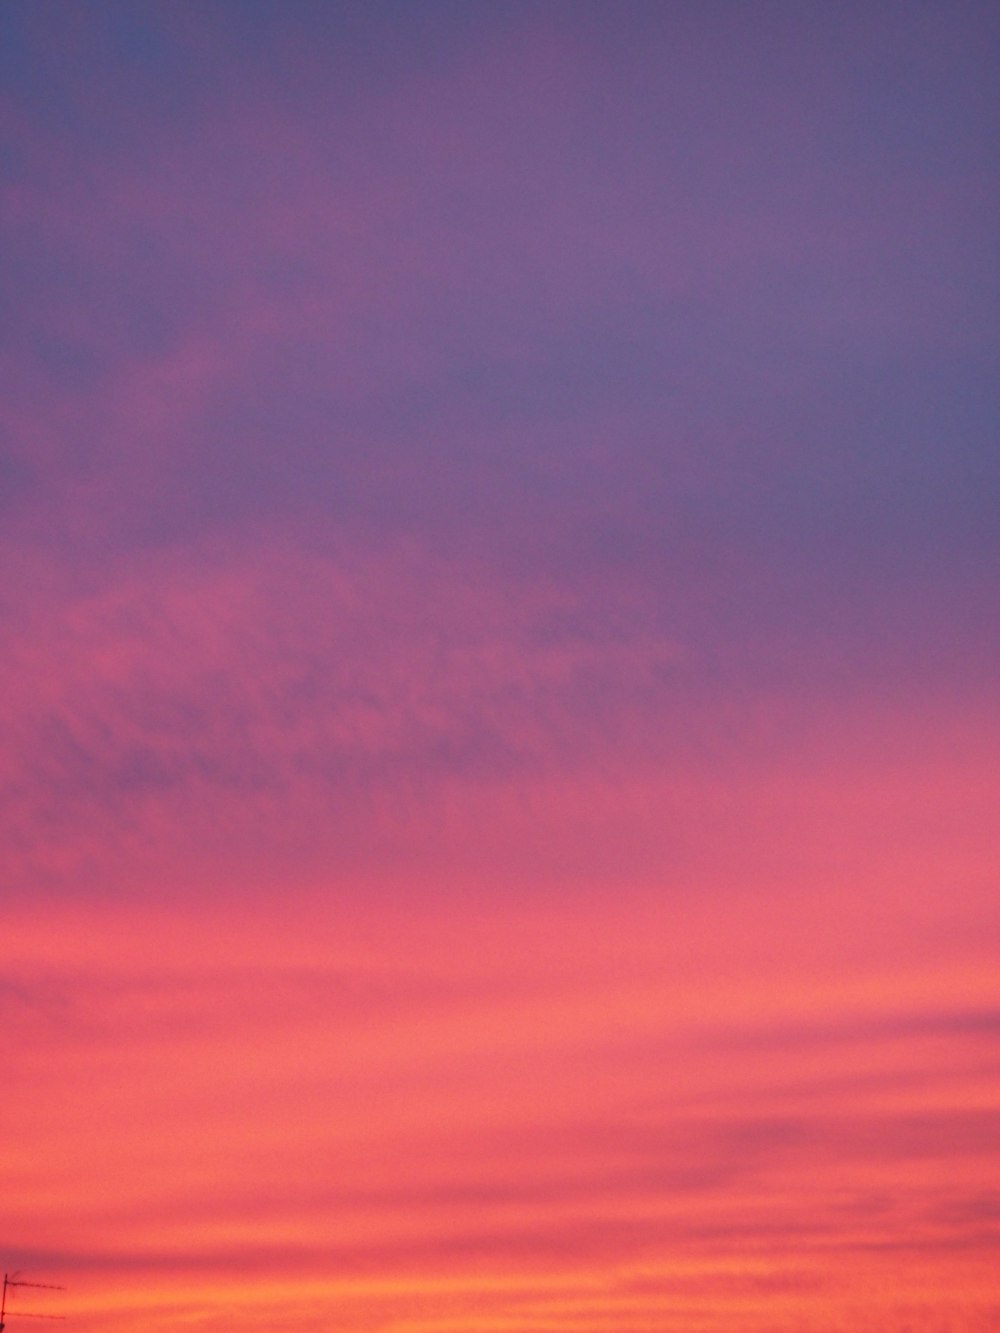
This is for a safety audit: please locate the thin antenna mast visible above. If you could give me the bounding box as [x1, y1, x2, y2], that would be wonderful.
[1, 1274, 66, 1330]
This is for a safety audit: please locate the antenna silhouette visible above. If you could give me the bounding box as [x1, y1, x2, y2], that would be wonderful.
[1, 1274, 66, 1330]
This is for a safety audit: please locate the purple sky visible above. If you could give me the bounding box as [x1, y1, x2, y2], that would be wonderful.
[4, 2, 997, 903]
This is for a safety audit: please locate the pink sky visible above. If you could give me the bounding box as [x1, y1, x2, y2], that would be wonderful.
[2, 3, 998, 1330]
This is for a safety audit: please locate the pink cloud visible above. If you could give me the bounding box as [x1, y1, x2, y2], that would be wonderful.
[4, 878, 998, 1330]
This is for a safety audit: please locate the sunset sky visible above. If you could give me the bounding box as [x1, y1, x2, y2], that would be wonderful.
[2, 2, 998, 1330]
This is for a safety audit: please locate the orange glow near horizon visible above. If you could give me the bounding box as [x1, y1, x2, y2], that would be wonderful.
[6, 741, 999, 1331]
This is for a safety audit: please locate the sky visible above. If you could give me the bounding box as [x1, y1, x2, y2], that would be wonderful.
[1, 1, 998, 1330]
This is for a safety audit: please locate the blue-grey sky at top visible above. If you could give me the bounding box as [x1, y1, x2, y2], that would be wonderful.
[2, 0, 998, 895]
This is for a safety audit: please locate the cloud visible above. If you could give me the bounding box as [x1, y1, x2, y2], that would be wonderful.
[0, 533, 688, 892]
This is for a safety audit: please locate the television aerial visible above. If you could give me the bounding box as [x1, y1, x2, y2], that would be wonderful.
[1, 1274, 66, 1330]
